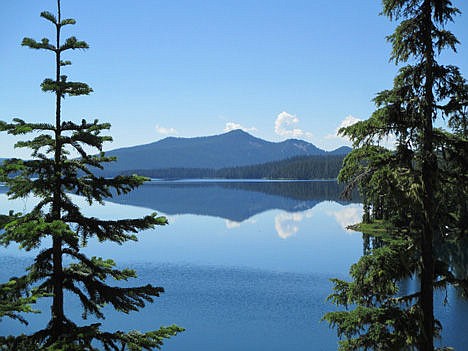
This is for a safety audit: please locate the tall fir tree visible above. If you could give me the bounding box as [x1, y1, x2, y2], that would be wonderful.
[0, 1, 183, 349]
[324, 0, 467, 350]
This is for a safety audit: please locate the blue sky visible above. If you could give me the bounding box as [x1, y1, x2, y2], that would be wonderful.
[1, 0, 467, 158]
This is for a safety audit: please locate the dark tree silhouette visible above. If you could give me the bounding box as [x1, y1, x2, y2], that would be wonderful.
[324, 0, 467, 350]
[0, 1, 183, 349]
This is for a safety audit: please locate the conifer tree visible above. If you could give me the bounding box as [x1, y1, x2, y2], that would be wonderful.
[324, 0, 467, 350]
[0, 1, 183, 349]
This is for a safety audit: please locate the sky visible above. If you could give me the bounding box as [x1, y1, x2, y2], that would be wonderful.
[1, 0, 467, 158]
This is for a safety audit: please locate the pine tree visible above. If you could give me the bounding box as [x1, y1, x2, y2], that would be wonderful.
[324, 0, 467, 350]
[0, 1, 183, 349]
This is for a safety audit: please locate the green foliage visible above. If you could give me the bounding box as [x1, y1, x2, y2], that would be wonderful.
[0, 276, 44, 325]
[41, 77, 93, 97]
[0, 0, 182, 349]
[326, 0, 467, 350]
[324, 234, 423, 350]
[0, 324, 184, 351]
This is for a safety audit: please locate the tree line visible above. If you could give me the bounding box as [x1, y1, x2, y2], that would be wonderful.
[118, 154, 347, 180]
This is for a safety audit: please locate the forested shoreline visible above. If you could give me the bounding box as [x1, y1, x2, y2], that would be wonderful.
[116, 154, 346, 180]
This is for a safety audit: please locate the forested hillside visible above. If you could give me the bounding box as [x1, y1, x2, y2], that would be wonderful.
[117, 154, 346, 180]
[99, 129, 350, 174]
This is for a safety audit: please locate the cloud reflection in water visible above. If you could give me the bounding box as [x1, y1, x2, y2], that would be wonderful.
[327, 205, 362, 232]
[274, 204, 362, 239]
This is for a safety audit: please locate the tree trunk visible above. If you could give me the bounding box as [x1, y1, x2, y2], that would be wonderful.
[50, 0, 66, 340]
[420, 1, 436, 349]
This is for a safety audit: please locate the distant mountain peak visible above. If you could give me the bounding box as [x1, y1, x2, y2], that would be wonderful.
[225, 128, 249, 135]
[221, 129, 260, 140]
[99, 130, 351, 175]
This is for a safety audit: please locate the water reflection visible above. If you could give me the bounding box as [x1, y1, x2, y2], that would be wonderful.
[109, 180, 357, 222]
[0, 181, 364, 274]
[0, 181, 466, 350]
[327, 205, 362, 231]
[275, 212, 305, 239]
[0, 181, 364, 247]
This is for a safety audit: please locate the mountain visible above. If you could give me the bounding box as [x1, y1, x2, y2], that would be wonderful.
[100, 129, 350, 175]
[327, 146, 352, 155]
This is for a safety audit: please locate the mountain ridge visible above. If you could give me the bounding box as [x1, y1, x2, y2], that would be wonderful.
[0, 130, 351, 176]
[101, 129, 350, 175]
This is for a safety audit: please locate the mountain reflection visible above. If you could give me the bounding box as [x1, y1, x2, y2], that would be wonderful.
[110, 180, 359, 222]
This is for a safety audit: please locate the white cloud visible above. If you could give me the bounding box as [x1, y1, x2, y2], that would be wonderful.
[325, 115, 397, 149]
[274, 111, 313, 139]
[339, 115, 362, 129]
[224, 122, 257, 133]
[155, 124, 177, 135]
[274, 212, 304, 239]
[325, 115, 362, 141]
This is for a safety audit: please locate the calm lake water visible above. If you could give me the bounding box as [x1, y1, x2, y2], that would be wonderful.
[0, 181, 466, 350]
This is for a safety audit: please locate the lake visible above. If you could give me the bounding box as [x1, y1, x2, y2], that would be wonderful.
[0, 180, 466, 350]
